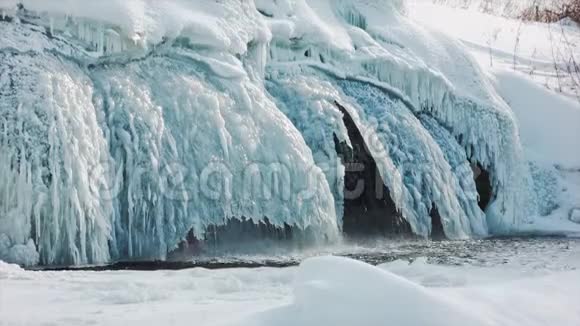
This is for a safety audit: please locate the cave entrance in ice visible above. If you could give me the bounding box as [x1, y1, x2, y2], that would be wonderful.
[471, 163, 493, 210]
[333, 102, 412, 237]
[430, 207, 446, 240]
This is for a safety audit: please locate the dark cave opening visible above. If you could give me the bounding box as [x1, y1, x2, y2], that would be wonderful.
[471, 163, 493, 211]
[333, 101, 412, 237]
[430, 207, 446, 240]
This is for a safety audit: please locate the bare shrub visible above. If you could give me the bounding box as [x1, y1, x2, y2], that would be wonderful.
[520, 0, 580, 23]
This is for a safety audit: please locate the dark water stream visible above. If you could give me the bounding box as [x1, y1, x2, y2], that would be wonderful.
[32, 236, 580, 271]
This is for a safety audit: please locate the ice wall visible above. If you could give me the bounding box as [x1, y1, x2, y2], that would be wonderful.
[260, 0, 533, 234]
[0, 0, 535, 265]
[0, 24, 112, 266]
[0, 6, 339, 265]
[91, 52, 339, 260]
[266, 72, 488, 238]
[266, 76, 350, 228]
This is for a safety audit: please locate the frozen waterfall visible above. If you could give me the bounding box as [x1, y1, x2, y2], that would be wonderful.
[0, 0, 535, 266]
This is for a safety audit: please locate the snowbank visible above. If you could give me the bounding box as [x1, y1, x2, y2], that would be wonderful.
[226, 256, 580, 326]
[2, 252, 580, 326]
[234, 256, 490, 326]
[492, 69, 580, 168]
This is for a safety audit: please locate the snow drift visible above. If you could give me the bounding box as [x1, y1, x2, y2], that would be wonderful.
[226, 256, 491, 326]
[0, 0, 534, 266]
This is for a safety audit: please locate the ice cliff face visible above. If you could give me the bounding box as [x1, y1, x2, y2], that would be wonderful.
[0, 0, 534, 266]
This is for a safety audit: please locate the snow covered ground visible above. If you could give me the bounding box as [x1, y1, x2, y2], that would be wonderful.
[2, 242, 580, 326]
[412, 0, 580, 99]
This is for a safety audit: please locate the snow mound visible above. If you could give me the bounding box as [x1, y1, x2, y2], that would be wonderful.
[228, 256, 490, 326]
[492, 69, 580, 169]
[0, 259, 26, 279]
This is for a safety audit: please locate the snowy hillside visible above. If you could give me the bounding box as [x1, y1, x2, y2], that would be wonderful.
[431, 0, 574, 17]
[410, 0, 580, 234]
[0, 0, 575, 266]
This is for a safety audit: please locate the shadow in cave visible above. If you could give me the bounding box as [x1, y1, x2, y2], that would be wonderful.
[333, 101, 412, 238]
[430, 207, 446, 240]
[167, 218, 312, 260]
[471, 163, 493, 211]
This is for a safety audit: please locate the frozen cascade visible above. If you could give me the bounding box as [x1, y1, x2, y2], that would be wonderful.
[337, 79, 486, 238]
[266, 69, 486, 238]
[418, 115, 488, 234]
[91, 51, 339, 260]
[0, 12, 339, 265]
[266, 76, 350, 229]
[0, 0, 536, 265]
[0, 28, 112, 266]
[261, 0, 533, 234]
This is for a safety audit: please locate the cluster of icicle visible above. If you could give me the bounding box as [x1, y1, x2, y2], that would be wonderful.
[0, 0, 534, 266]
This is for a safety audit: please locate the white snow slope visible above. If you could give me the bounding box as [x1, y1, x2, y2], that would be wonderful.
[2, 253, 580, 326]
[410, 0, 580, 234]
[0, 0, 566, 266]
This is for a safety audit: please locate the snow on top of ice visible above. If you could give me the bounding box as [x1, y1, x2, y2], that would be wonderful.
[258, 0, 512, 118]
[256, 0, 358, 51]
[2, 0, 505, 111]
[2, 0, 269, 54]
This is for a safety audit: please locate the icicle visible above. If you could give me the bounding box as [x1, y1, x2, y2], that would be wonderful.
[98, 23, 104, 55]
